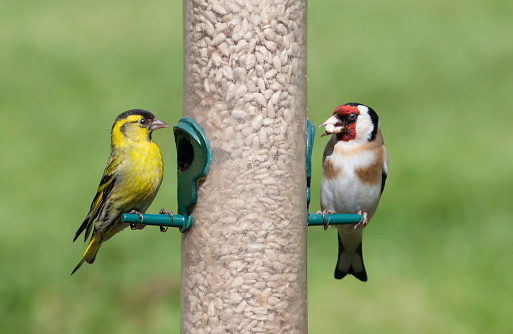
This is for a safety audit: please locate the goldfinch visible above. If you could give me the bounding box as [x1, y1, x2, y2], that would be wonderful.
[72, 109, 170, 275]
[319, 103, 388, 281]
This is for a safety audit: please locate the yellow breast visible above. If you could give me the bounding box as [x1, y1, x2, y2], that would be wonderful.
[120, 141, 164, 208]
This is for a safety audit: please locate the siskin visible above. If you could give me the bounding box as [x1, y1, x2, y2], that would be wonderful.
[72, 109, 170, 275]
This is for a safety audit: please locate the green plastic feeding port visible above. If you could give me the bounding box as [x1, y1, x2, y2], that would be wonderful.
[306, 118, 315, 210]
[120, 117, 211, 232]
[173, 117, 211, 227]
[305, 118, 364, 226]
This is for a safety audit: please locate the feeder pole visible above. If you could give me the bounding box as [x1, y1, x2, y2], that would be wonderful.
[182, 0, 307, 332]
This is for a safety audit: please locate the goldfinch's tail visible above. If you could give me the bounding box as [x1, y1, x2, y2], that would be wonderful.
[335, 233, 368, 281]
[71, 231, 102, 275]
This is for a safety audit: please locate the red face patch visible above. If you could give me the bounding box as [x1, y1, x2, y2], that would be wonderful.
[337, 123, 356, 142]
[333, 104, 359, 141]
[334, 104, 360, 117]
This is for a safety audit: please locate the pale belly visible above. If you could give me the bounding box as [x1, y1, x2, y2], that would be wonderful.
[320, 166, 381, 219]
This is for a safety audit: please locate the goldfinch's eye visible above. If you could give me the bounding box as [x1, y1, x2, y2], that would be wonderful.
[347, 113, 358, 122]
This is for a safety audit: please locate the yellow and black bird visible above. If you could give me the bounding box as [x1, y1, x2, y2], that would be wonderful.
[72, 109, 170, 275]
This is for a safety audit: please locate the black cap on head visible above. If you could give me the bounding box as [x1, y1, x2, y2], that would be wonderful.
[116, 109, 155, 121]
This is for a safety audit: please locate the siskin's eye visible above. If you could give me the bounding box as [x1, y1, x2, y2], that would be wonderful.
[347, 113, 358, 122]
[139, 118, 148, 126]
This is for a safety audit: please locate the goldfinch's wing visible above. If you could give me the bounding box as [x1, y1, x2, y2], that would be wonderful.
[73, 153, 121, 242]
[381, 147, 389, 195]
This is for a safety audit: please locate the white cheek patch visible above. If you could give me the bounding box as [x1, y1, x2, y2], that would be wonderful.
[357, 105, 369, 114]
[355, 114, 373, 142]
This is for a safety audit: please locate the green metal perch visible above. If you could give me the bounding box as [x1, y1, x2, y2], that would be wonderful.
[121, 213, 187, 230]
[121, 212, 363, 229]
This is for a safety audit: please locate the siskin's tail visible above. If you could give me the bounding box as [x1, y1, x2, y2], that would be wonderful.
[335, 233, 367, 281]
[71, 231, 102, 275]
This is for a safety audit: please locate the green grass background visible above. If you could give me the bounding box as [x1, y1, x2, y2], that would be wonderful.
[1, 0, 512, 333]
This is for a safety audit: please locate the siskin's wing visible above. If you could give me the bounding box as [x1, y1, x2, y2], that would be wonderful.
[73, 153, 122, 242]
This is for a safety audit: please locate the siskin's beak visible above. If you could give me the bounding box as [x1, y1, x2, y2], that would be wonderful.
[319, 115, 344, 137]
[151, 118, 171, 131]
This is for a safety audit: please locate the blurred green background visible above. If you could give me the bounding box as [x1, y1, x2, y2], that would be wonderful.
[1, 0, 512, 333]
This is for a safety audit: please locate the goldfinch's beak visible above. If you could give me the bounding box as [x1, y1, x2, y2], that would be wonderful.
[151, 118, 171, 131]
[320, 115, 344, 137]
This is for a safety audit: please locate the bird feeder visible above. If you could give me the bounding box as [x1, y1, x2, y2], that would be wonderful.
[182, 1, 308, 332]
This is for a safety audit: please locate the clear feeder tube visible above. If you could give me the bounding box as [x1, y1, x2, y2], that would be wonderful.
[182, 0, 307, 333]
